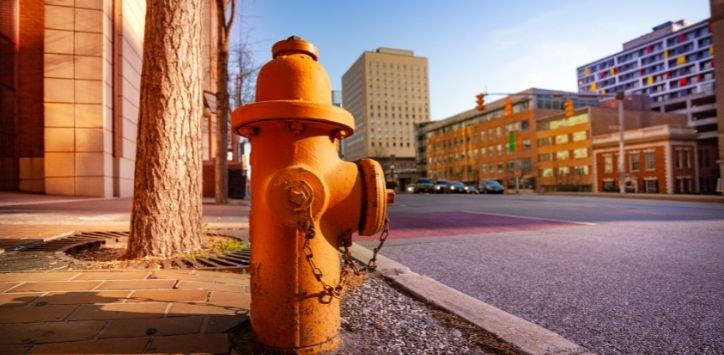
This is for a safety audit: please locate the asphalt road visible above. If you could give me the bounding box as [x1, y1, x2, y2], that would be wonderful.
[365, 193, 724, 355]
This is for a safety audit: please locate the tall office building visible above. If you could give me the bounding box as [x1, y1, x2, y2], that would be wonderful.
[576, 19, 720, 192]
[341, 48, 429, 189]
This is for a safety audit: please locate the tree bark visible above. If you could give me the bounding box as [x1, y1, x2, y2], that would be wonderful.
[127, 0, 204, 258]
[214, 0, 235, 204]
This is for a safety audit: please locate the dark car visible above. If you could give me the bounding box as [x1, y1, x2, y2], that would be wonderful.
[413, 178, 434, 193]
[448, 181, 466, 193]
[479, 179, 505, 194]
[433, 179, 450, 193]
[464, 185, 479, 194]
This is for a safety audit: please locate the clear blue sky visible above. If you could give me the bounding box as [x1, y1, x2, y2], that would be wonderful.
[237, 0, 710, 120]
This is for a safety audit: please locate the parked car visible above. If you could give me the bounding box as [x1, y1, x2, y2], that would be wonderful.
[413, 178, 434, 193]
[433, 179, 450, 193]
[479, 179, 505, 194]
[448, 181, 466, 193]
[464, 185, 479, 194]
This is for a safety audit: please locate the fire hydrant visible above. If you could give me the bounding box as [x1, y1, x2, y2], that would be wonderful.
[231, 36, 392, 353]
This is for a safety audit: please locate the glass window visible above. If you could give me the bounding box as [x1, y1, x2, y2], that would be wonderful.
[604, 155, 613, 173]
[520, 120, 530, 132]
[630, 153, 640, 171]
[558, 166, 570, 175]
[555, 134, 569, 144]
[573, 148, 588, 158]
[481, 164, 487, 174]
[574, 165, 589, 175]
[645, 180, 659, 193]
[541, 168, 554, 177]
[556, 150, 570, 160]
[538, 153, 551, 161]
[538, 137, 552, 146]
[645, 151, 655, 170]
[572, 131, 587, 142]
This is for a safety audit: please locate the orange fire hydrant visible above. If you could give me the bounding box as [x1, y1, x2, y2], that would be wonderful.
[231, 36, 392, 353]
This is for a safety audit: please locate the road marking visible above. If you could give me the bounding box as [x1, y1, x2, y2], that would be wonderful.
[462, 210, 597, 226]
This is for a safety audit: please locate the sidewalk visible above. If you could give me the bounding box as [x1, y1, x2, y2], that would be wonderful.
[0, 270, 249, 354]
[0, 193, 251, 353]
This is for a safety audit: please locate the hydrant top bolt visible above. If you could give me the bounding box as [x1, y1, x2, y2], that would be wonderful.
[272, 36, 319, 61]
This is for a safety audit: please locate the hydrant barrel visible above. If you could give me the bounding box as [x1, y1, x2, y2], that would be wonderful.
[231, 36, 390, 353]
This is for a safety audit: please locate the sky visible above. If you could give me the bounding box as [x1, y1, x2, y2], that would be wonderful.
[236, 0, 711, 121]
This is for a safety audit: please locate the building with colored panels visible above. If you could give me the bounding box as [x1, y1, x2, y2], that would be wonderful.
[418, 88, 597, 189]
[576, 19, 715, 134]
[577, 19, 719, 193]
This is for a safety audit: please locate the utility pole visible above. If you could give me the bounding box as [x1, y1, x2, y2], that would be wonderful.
[617, 91, 626, 194]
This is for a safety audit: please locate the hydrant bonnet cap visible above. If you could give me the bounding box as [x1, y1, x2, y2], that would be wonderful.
[272, 36, 319, 61]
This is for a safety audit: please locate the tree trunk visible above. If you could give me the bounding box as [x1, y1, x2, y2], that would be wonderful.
[214, 0, 234, 204]
[127, 0, 204, 258]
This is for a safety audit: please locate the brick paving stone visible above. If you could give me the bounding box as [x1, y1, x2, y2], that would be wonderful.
[0, 281, 20, 292]
[96, 279, 176, 290]
[10, 281, 102, 293]
[175, 280, 248, 292]
[0, 292, 42, 307]
[74, 271, 151, 280]
[68, 302, 169, 321]
[206, 314, 248, 333]
[0, 304, 77, 323]
[99, 316, 205, 338]
[128, 289, 209, 303]
[29, 337, 150, 354]
[150, 269, 249, 283]
[34, 291, 131, 305]
[0, 272, 80, 282]
[0, 320, 105, 344]
[168, 302, 246, 317]
[209, 290, 250, 309]
[145, 333, 230, 354]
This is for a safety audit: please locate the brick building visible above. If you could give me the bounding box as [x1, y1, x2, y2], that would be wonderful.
[0, 0, 220, 197]
[536, 97, 690, 192]
[418, 88, 599, 189]
[593, 125, 698, 194]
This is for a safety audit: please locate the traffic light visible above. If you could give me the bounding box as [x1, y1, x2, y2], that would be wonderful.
[476, 93, 485, 111]
[504, 97, 513, 116]
[565, 98, 574, 117]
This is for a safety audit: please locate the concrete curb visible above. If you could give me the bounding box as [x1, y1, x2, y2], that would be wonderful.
[349, 243, 595, 355]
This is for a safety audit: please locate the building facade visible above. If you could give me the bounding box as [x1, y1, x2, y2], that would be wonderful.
[341, 48, 429, 189]
[593, 125, 698, 194]
[0, 0, 220, 197]
[418, 88, 598, 189]
[576, 18, 720, 192]
[536, 103, 689, 192]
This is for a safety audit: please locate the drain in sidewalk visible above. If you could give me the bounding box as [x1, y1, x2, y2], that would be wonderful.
[1, 231, 250, 272]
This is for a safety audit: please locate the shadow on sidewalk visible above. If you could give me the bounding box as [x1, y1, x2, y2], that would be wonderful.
[0, 278, 249, 354]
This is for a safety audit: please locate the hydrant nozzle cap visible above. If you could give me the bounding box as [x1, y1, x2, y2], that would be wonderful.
[272, 36, 319, 61]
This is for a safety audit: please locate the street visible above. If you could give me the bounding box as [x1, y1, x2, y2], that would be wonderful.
[361, 193, 724, 355]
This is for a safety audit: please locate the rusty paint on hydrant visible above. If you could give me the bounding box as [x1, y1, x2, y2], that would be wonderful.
[231, 36, 392, 353]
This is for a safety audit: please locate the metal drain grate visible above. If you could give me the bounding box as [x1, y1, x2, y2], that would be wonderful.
[9, 231, 251, 271]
